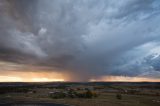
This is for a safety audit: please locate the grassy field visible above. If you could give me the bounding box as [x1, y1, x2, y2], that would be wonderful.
[0, 91, 160, 106]
[0, 82, 160, 106]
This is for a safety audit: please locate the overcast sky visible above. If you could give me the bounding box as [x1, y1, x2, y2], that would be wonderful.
[0, 0, 160, 81]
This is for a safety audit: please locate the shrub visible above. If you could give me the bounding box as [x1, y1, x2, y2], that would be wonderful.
[76, 90, 97, 98]
[85, 90, 93, 98]
[67, 89, 78, 98]
[116, 94, 122, 100]
[50, 92, 66, 99]
[76, 92, 85, 98]
[92, 92, 98, 97]
[33, 90, 36, 93]
[156, 92, 160, 96]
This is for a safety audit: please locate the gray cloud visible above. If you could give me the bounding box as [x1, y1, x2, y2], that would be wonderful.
[0, 0, 160, 81]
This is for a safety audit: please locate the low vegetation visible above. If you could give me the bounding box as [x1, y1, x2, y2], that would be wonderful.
[50, 89, 98, 99]
[0, 82, 160, 106]
[116, 93, 122, 100]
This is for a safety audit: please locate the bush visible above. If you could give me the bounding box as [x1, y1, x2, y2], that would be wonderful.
[49, 89, 98, 99]
[33, 90, 36, 93]
[68, 90, 77, 98]
[76, 90, 97, 98]
[85, 90, 93, 98]
[0, 87, 30, 94]
[76, 92, 84, 98]
[92, 92, 98, 97]
[155, 92, 160, 96]
[50, 92, 66, 99]
[116, 94, 122, 100]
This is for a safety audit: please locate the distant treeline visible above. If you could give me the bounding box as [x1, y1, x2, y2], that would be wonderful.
[0, 86, 32, 94]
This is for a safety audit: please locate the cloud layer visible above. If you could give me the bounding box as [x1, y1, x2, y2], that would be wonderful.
[0, 0, 160, 81]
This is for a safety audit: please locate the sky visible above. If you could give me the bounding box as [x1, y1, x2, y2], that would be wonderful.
[0, 0, 160, 82]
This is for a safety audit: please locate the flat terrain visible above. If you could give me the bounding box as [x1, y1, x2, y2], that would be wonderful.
[0, 93, 159, 106]
[0, 82, 160, 106]
[0, 103, 69, 106]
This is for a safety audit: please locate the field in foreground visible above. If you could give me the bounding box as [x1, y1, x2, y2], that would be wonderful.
[0, 82, 160, 106]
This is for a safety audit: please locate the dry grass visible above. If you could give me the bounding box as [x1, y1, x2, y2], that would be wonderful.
[50, 93, 160, 106]
[1, 92, 159, 106]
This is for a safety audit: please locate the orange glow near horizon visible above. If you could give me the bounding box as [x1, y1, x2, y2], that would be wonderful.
[0, 71, 66, 82]
[0, 61, 67, 82]
[0, 73, 160, 82]
[0, 61, 160, 82]
[90, 76, 160, 82]
[0, 76, 65, 82]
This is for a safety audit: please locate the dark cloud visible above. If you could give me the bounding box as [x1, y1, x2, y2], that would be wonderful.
[0, 0, 160, 81]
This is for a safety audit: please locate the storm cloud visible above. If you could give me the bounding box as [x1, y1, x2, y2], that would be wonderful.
[0, 0, 160, 81]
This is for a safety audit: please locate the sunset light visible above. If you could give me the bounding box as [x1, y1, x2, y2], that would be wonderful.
[0, 0, 160, 105]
